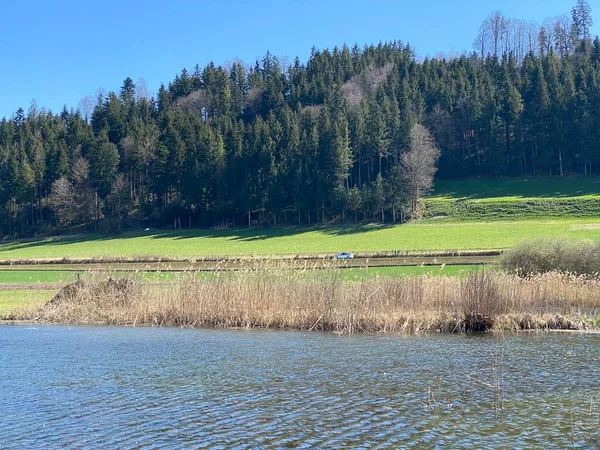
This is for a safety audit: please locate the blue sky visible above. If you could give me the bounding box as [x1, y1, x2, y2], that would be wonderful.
[1, 0, 598, 119]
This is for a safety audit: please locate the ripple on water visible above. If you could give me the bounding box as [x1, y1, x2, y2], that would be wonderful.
[1, 327, 599, 448]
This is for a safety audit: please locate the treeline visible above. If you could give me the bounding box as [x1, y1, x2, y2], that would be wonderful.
[0, 1, 599, 237]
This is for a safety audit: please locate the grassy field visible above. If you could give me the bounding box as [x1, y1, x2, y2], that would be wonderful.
[430, 178, 600, 200]
[0, 270, 81, 284]
[426, 178, 600, 221]
[0, 290, 57, 317]
[340, 265, 478, 279]
[0, 265, 479, 285]
[1, 219, 600, 260]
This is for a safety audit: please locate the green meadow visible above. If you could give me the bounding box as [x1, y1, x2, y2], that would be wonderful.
[0, 264, 478, 285]
[0, 290, 57, 317]
[0, 219, 599, 260]
[0, 270, 81, 284]
[426, 178, 600, 221]
[430, 178, 600, 200]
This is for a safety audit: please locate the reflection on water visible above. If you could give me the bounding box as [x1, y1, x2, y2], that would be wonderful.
[1, 326, 599, 448]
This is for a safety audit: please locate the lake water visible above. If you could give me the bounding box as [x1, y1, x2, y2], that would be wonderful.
[1, 326, 599, 448]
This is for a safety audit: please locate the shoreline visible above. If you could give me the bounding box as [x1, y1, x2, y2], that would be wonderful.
[2, 318, 600, 335]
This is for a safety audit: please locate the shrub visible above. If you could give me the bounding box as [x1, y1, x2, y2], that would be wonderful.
[500, 237, 600, 277]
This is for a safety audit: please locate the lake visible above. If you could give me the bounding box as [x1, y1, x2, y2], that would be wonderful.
[1, 326, 599, 448]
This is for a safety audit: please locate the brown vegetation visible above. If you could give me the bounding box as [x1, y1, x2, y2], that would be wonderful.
[23, 267, 600, 334]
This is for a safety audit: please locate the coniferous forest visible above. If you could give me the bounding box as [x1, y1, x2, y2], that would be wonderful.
[1, 1, 599, 237]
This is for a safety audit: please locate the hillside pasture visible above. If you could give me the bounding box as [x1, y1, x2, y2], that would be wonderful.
[0, 220, 600, 260]
[426, 178, 600, 221]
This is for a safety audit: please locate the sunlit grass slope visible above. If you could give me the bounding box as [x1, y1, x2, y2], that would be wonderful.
[426, 178, 600, 220]
[431, 178, 600, 200]
[1, 219, 600, 259]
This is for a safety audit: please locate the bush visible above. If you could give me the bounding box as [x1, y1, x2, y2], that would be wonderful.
[500, 237, 600, 277]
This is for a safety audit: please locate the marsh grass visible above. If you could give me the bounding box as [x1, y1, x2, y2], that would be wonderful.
[22, 261, 600, 333]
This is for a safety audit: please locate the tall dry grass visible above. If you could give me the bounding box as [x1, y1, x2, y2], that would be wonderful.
[31, 264, 600, 333]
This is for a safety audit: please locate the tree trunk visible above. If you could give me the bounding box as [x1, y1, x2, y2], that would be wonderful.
[95, 192, 99, 232]
[532, 143, 536, 178]
[358, 160, 362, 187]
[558, 147, 563, 177]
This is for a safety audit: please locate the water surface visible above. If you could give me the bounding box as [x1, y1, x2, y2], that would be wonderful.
[1, 326, 599, 448]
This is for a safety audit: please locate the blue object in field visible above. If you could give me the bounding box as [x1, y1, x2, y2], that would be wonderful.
[334, 252, 354, 260]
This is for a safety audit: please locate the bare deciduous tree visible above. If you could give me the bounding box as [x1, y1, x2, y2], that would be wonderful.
[77, 95, 94, 123]
[108, 174, 128, 229]
[135, 77, 151, 101]
[341, 80, 363, 110]
[474, 11, 539, 61]
[341, 63, 393, 110]
[401, 124, 440, 216]
[474, 21, 491, 59]
[524, 21, 539, 55]
[72, 157, 95, 230]
[175, 90, 208, 120]
[50, 177, 75, 231]
[489, 10, 507, 58]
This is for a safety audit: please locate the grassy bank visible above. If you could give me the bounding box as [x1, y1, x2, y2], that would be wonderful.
[426, 178, 600, 221]
[15, 269, 600, 333]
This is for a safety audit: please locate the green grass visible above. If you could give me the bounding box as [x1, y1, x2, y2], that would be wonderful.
[0, 270, 81, 284]
[426, 178, 600, 221]
[1, 219, 600, 259]
[0, 270, 215, 284]
[339, 264, 478, 279]
[0, 265, 480, 285]
[0, 179, 599, 259]
[430, 178, 600, 201]
[0, 290, 57, 316]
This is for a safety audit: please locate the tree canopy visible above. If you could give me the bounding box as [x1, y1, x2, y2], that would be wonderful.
[0, 1, 598, 237]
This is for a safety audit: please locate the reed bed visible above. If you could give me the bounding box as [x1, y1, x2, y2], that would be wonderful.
[29, 264, 600, 333]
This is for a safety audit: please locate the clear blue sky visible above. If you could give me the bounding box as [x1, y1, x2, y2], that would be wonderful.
[1, 0, 598, 119]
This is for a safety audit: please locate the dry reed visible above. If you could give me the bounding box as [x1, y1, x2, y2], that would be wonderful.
[28, 264, 600, 333]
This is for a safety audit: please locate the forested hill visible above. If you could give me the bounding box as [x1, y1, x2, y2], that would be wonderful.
[0, 1, 599, 236]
